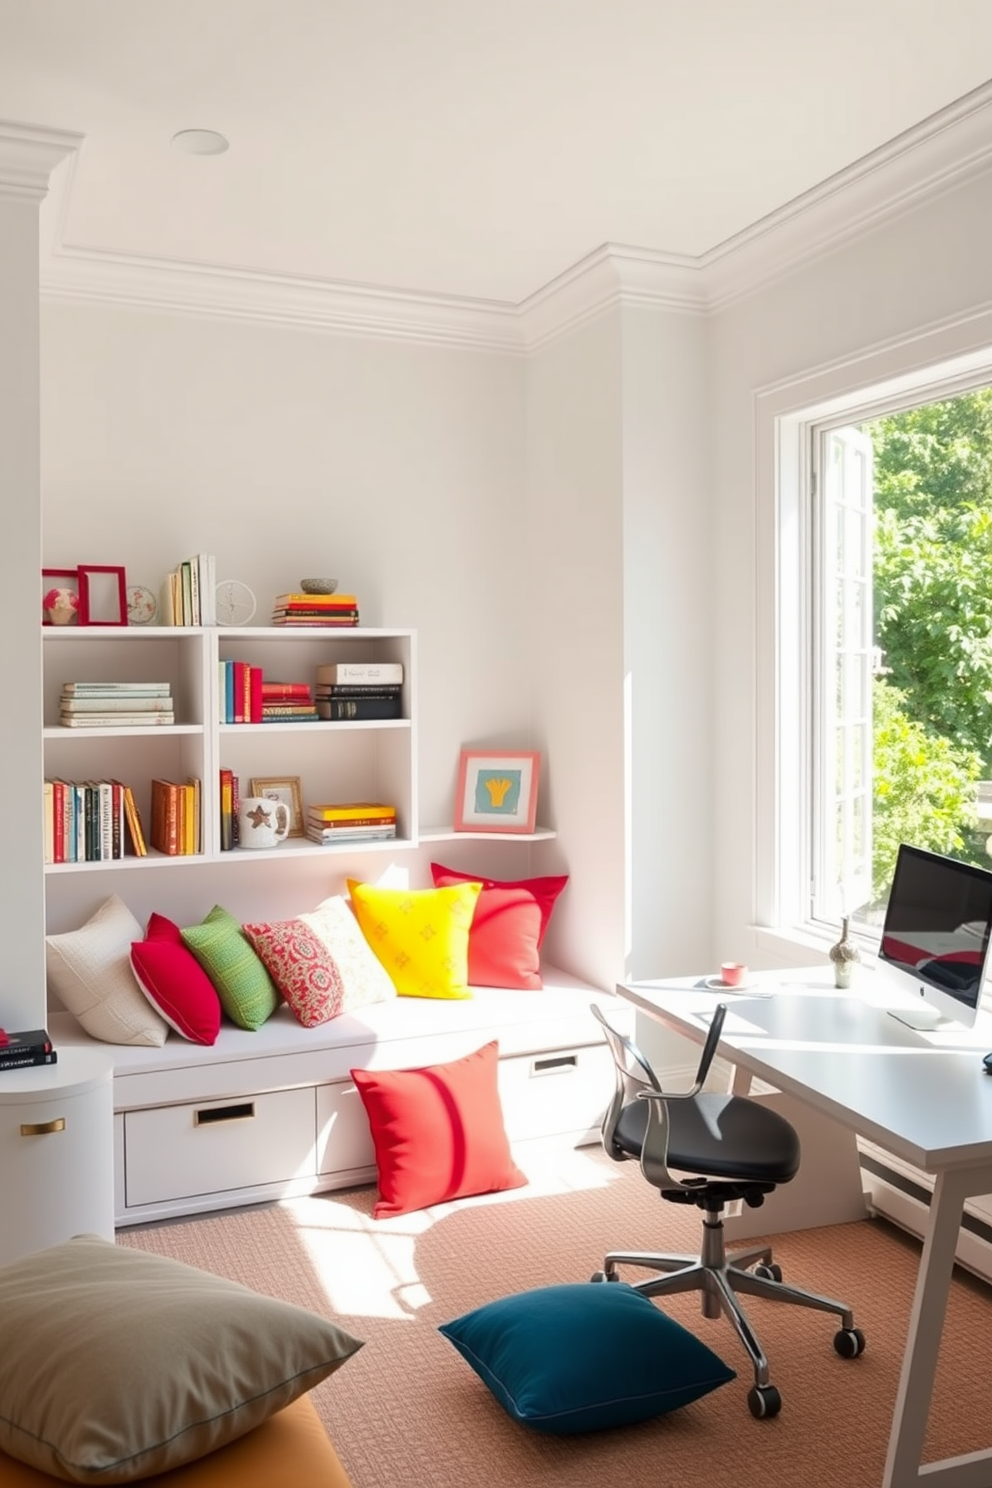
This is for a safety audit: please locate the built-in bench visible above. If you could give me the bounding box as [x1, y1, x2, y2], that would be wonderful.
[51, 968, 631, 1227]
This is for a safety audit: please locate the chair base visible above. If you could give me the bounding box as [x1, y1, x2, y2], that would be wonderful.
[598, 1212, 856, 1392]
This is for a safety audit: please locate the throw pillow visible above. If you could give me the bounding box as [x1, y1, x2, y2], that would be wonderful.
[347, 879, 481, 999]
[438, 1281, 735, 1433]
[130, 912, 222, 1045]
[181, 904, 279, 1030]
[430, 862, 568, 989]
[0, 1233, 363, 1484]
[351, 1040, 526, 1218]
[45, 894, 169, 1046]
[243, 895, 396, 1028]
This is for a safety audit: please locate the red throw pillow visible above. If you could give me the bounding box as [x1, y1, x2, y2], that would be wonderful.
[429, 863, 568, 989]
[130, 912, 222, 1045]
[351, 1041, 527, 1219]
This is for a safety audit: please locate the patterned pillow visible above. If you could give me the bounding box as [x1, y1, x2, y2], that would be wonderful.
[243, 896, 396, 1027]
[346, 880, 482, 999]
[46, 894, 169, 1046]
[180, 905, 279, 1030]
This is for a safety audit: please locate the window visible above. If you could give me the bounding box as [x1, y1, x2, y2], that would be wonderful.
[763, 341, 992, 953]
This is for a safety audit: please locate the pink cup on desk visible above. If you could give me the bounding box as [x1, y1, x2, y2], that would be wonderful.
[720, 961, 748, 988]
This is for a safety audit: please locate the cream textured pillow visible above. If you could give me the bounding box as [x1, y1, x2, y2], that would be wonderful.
[0, 1234, 363, 1484]
[45, 894, 168, 1046]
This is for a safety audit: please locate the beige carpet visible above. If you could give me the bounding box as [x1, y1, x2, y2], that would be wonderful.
[118, 1147, 992, 1488]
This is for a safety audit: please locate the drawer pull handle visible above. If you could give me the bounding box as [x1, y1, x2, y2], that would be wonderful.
[20, 1118, 66, 1136]
[195, 1102, 255, 1126]
[531, 1055, 578, 1076]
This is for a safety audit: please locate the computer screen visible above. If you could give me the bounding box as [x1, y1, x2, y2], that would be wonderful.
[877, 843, 992, 1030]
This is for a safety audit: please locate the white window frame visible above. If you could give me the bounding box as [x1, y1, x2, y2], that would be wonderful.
[753, 321, 992, 963]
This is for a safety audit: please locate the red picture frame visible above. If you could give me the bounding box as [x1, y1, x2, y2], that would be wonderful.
[78, 565, 128, 626]
[41, 568, 81, 626]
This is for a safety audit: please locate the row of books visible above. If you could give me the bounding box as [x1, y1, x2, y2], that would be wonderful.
[161, 554, 217, 627]
[0, 1028, 57, 1073]
[220, 660, 405, 723]
[219, 768, 241, 850]
[218, 663, 318, 723]
[150, 778, 202, 856]
[58, 680, 175, 729]
[306, 801, 397, 845]
[43, 778, 146, 863]
[271, 592, 360, 627]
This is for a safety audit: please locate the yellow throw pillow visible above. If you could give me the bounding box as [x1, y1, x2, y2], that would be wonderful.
[347, 880, 481, 999]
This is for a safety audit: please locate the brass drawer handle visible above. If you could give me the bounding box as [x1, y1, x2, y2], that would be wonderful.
[20, 1118, 66, 1136]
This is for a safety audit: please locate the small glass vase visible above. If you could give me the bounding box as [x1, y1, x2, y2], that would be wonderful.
[829, 916, 860, 989]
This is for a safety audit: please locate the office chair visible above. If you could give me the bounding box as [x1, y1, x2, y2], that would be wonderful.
[591, 1002, 864, 1418]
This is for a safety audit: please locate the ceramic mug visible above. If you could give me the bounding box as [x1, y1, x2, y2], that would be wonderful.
[238, 795, 290, 849]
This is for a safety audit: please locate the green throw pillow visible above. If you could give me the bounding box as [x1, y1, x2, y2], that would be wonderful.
[0, 1234, 363, 1483]
[181, 904, 279, 1029]
[438, 1281, 735, 1432]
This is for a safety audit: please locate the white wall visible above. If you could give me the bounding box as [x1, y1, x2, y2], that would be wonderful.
[39, 299, 630, 984]
[709, 164, 992, 968]
[0, 180, 47, 1030]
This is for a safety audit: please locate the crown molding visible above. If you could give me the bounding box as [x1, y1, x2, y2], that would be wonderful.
[30, 76, 992, 350]
[0, 122, 82, 205]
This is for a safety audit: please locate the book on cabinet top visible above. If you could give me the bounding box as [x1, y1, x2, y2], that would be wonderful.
[0, 1028, 53, 1055]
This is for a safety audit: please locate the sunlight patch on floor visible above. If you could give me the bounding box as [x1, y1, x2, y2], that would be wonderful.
[278, 1146, 619, 1318]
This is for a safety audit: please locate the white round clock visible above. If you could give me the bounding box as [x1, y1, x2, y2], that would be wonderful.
[127, 584, 158, 625]
[215, 579, 257, 627]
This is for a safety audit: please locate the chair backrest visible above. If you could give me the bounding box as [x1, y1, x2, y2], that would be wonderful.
[592, 1001, 729, 1183]
[591, 1003, 661, 1163]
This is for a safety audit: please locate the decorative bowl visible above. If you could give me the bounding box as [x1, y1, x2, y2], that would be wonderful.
[299, 577, 338, 595]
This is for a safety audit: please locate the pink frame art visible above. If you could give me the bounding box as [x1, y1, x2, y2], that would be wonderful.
[454, 749, 540, 834]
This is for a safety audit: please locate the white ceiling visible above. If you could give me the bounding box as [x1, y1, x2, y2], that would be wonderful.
[4, 0, 992, 306]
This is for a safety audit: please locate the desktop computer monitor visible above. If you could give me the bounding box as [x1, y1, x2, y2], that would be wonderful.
[876, 843, 992, 1031]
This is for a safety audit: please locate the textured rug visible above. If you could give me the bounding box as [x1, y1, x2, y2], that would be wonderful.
[118, 1147, 992, 1488]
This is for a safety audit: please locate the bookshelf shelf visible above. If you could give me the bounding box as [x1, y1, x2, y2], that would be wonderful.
[42, 624, 417, 870]
[419, 825, 557, 843]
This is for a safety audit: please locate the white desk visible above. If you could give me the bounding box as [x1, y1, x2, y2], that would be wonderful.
[617, 969, 992, 1488]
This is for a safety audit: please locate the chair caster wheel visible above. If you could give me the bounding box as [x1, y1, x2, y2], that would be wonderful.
[753, 1262, 782, 1282]
[590, 1270, 619, 1283]
[747, 1383, 782, 1419]
[833, 1327, 866, 1359]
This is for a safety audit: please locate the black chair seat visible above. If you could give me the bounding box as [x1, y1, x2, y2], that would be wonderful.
[614, 1090, 800, 1185]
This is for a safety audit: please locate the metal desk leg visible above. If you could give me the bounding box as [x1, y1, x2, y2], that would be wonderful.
[882, 1167, 992, 1488]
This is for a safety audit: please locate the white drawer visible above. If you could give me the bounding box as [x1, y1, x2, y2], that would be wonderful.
[498, 1043, 613, 1143]
[123, 1086, 317, 1208]
[315, 1080, 377, 1177]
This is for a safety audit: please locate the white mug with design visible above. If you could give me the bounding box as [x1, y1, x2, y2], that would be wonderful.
[238, 795, 290, 849]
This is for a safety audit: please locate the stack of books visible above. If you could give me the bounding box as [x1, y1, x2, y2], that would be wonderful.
[306, 801, 398, 845]
[59, 681, 175, 727]
[270, 592, 360, 627]
[160, 553, 216, 626]
[149, 777, 201, 856]
[314, 661, 403, 720]
[261, 678, 318, 723]
[0, 1028, 57, 1072]
[43, 778, 146, 862]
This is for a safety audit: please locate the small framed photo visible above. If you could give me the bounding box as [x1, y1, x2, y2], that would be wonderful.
[249, 776, 304, 837]
[78, 565, 128, 626]
[454, 750, 540, 834]
[41, 568, 81, 626]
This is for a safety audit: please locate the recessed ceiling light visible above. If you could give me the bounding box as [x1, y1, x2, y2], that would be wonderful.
[171, 129, 229, 156]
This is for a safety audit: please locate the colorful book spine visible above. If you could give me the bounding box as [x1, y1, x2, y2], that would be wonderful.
[0, 1049, 58, 1071]
[316, 698, 402, 720]
[307, 802, 397, 821]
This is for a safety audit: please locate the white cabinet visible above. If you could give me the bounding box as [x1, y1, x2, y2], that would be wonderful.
[0, 1050, 115, 1263]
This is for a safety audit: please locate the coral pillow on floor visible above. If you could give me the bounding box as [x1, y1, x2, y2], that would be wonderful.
[429, 863, 568, 989]
[351, 1041, 527, 1218]
[130, 913, 222, 1045]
